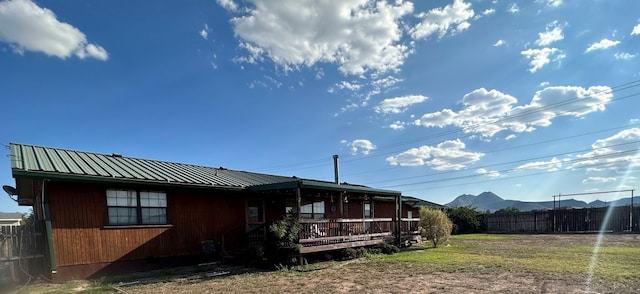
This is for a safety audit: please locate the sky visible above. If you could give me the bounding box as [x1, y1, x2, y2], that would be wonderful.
[1, 0, 640, 213]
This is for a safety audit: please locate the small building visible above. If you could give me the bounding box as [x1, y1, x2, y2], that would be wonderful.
[7, 143, 420, 281]
[0, 213, 22, 227]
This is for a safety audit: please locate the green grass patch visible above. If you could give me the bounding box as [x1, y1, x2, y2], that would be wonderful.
[449, 233, 518, 241]
[372, 234, 640, 284]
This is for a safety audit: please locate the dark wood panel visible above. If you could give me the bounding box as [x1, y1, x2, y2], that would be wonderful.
[47, 181, 248, 267]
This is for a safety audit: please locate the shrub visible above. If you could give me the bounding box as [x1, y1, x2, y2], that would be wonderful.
[269, 217, 300, 246]
[419, 207, 453, 248]
[447, 206, 483, 234]
[266, 217, 301, 265]
[340, 248, 361, 260]
[376, 242, 400, 255]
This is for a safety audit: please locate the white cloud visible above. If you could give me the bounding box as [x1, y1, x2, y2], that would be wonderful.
[521, 47, 564, 73]
[529, 85, 612, 117]
[476, 168, 501, 177]
[588, 128, 640, 153]
[410, 0, 475, 40]
[335, 81, 363, 92]
[483, 9, 495, 16]
[493, 39, 506, 47]
[414, 108, 459, 128]
[582, 177, 617, 184]
[200, 24, 210, 40]
[386, 139, 484, 170]
[343, 139, 377, 155]
[78, 43, 108, 60]
[570, 128, 640, 173]
[543, 0, 562, 7]
[631, 24, 640, 36]
[371, 75, 403, 90]
[516, 157, 563, 171]
[389, 121, 405, 130]
[474, 8, 495, 20]
[505, 134, 517, 140]
[614, 52, 636, 60]
[585, 39, 620, 53]
[375, 95, 428, 114]
[414, 86, 613, 138]
[507, 3, 519, 13]
[217, 0, 238, 12]
[535, 22, 563, 46]
[0, 0, 108, 60]
[228, 0, 413, 76]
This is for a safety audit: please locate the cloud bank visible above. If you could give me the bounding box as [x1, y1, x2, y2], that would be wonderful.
[0, 0, 108, 60]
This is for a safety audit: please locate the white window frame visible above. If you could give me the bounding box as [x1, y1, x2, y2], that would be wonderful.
[106, 189, 168, 225]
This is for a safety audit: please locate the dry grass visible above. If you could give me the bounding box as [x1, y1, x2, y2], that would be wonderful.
[16, 234, 640, 293]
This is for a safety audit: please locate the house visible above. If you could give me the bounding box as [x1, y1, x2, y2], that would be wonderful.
[0, 212, 22, 227]
[7, 143, 421, 281]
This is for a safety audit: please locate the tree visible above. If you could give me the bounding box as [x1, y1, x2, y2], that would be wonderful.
[447, 206, 483, 234]
[495, 207, 520, 215]
[419, 207, 453, 248]
[21, 209, 35, 226]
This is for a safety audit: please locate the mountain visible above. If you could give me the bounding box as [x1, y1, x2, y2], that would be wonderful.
[446, 193, 483, 207]
[445, 192, 634, 212]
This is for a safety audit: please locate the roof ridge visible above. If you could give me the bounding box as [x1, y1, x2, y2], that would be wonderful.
[9, 142, 298, 189]
[9, 142, 249, 173]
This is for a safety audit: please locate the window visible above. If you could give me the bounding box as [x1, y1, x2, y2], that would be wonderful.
[363, 202, 372, 219]
[247, 200, 264, 231]
[106, 189, 167, 225]
[286, 199, 325, 219]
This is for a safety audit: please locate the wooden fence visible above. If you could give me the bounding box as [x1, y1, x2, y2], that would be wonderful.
[0, 221, 47, 283]
[484, 206, 640, 233]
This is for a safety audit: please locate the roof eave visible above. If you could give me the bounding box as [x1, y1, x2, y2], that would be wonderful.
[11, 169, 245, 191]
[249, 179, 401, 196]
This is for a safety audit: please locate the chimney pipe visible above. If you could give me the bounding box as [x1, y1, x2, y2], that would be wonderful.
[333, 154, 339, 184]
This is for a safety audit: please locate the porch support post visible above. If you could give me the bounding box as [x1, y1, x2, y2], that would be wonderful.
[296, 185, 302, 224]
[395, 194, 402, 246]
[296, 183, 303, 265]
[338, 192, 344, 219]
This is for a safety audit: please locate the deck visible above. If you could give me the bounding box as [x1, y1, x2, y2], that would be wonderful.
[298, 218, 420, 253]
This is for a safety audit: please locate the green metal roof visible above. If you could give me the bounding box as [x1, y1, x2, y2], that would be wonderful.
[9, 143, 401, 196]
[402, 196, 444, 208]
[9, 143, 295, 189]
[249, 179, 401, 196]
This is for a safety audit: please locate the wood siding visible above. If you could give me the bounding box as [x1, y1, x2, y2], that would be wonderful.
[47, 181, 247, 268]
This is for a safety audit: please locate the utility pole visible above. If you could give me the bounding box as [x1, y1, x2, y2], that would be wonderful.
[552, 194, 559, 232]
[552, 194, 563, 232]
[631, 190, 635, 232]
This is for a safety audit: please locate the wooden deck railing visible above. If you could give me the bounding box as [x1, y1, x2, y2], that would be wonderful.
[297, 218, 420, 253]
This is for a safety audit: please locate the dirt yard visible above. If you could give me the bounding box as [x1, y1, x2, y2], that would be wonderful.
[15, 234, 640, 293]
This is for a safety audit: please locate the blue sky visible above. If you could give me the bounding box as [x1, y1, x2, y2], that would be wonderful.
[1, 0, 640, 213]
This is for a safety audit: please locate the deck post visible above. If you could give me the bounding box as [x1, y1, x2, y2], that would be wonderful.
[395, 194, 401, 246]
[296, 184, 303, 265]
[339, 192, 344, 219]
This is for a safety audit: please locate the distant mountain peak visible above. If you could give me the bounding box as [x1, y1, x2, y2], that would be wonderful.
[445, 192, 629, 212]
[476, 191, 503, 202]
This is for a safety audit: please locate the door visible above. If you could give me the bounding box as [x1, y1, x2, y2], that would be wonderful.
[246, 200, 264, 231]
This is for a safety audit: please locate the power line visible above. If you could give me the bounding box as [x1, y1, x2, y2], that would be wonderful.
[343, 122, 640, 178]
[253, 79, 640, 173]
[366, 140, 640, 186]
[395, 158, 639, 194]
[378, 148, 639, 189]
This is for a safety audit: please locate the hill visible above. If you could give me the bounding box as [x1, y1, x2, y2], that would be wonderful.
[445, 192, 632, 212]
